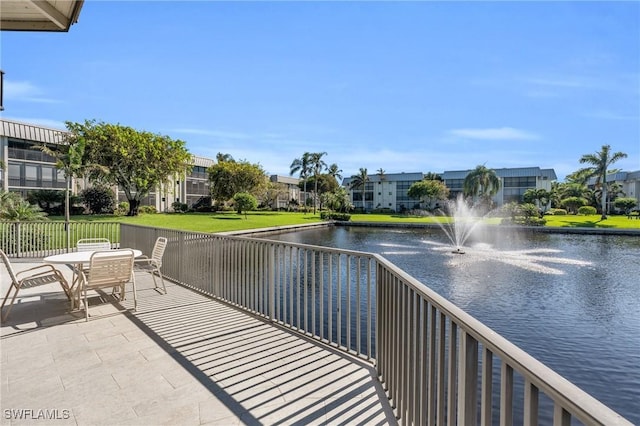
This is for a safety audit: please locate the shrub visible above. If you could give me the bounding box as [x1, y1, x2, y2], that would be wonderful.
[80, 186, 116, 214]
[114, 201, 129, 216]
[371, 207, 395, 214]
[548, 208, 567, 216]
[138, 205, 157, 214]
[320, 212, 351, 221]
[577, 206, 597, 215]
[192, 196, 213, 212]
[26, 190, 64, 215]
[171, 201, 188, 213]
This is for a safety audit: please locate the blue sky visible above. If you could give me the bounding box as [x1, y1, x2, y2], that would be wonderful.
[1, 1, 639, 180]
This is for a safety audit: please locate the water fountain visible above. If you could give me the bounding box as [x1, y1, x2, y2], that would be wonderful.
[432, 194, 486, 254]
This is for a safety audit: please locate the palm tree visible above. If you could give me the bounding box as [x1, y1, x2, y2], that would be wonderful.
[350, 167, 370, 212]
[37, 135, 87, 225]
[463, 165, 501, 203]
[578, 145, 628, 219]
[216, 152, 234, 163]
[523, 188, 551, 211]
[290, 152, 311, 212]
[1, 191, 47, 220]
[327, 163, 343, 183]
[308, 152, 328, 214]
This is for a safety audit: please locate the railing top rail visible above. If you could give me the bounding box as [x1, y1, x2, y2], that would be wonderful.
[132, 224, 378, 259]
[373, 253, 631, 426]
[223, 234, 378, 259]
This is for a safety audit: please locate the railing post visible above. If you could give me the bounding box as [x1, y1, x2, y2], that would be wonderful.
[458, 331, 478, 426]
[15, 222, 21, 258]
[269, 243, 275, 321]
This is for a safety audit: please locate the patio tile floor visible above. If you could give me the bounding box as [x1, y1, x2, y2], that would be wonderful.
[1, 261, 396, 426]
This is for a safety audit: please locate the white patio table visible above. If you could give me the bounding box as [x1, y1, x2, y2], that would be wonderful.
[44, 249, 142, 309]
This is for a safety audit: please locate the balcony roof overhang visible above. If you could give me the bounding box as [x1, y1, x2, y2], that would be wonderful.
[0, 0, 84, 32]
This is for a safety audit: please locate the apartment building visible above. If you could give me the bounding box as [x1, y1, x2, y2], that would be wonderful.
[342, 167, 558, 212]
[269, 175, 304, 210]
[441, 167, 557, 205]
[1, 120, 68, 197]
[342, 172, 425, 212]
[0, 119, 212, 212]
[586, 170, 640, 212]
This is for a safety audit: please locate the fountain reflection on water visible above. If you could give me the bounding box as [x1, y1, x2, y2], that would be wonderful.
[431, 195, 591, 273]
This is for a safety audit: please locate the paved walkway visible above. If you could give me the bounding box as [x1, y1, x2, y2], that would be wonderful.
[1, 261, 396, 425]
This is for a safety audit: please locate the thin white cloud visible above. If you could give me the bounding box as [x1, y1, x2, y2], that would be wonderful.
[583, 110, 640, 121]
[3, 80, 61, 104]
[523, 76, 598, 90]
[448, 127, 539, 141]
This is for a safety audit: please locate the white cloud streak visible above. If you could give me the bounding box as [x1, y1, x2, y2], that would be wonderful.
[3, 80, 61, 104]
[448, 127, 539, 141]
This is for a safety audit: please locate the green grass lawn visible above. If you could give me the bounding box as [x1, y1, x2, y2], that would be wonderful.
[49, 211, 640, 232]
[350, 213, 640, 229]
[542, 214, 640, 229]
[50, 211, 324, 233]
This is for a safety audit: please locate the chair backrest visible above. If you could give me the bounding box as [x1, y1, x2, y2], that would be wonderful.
[85, 249, 134, 288]
[77, 238, 111, 252]
[0, 249, 19, 285]
[150, 237, 168, 266]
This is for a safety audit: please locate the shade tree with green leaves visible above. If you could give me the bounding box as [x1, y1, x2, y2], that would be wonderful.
[613, 197, 638, 214]
[208, 158, 267, 207]
[66, 120, 192, 216]
[407, 179, 450, 209]
[233, 192, 258, 218]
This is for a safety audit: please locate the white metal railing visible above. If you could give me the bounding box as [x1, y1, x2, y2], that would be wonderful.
[123, 224, 634, 425]
[0, 221, 119, 257]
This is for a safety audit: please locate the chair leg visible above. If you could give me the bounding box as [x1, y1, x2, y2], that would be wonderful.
[157, 269, 167, 294]
[131, 274, 137, 312]
[83, 286, 89, 322]
[1, 283, 20, 321]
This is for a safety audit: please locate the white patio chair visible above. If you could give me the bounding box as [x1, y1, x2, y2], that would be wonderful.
[79, 249, 136, 321]
[76, 238, 111, 252]
[75, 238, 112, 277]
[0, 249, 71, 321]
[134, 237, 168, 294]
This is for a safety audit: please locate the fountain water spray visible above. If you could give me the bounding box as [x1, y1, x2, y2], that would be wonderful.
[433, 195, 487, 254]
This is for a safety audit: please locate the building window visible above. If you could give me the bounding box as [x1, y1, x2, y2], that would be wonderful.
[8, 163, 21, 186]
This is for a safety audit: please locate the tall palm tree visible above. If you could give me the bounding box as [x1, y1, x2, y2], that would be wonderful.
[327, 163, 343, 183]
[463, 165, 501, 201]
[37, 135, 87, 225]
[290, 152, 311, 212]
[578, 145, 628, 219]
[350, 167, 370, 212]
[216, 152, 235, 163]
[308, 152, 327, 214]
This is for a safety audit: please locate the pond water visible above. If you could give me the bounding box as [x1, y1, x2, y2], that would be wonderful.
[266, 226, 640, 424]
